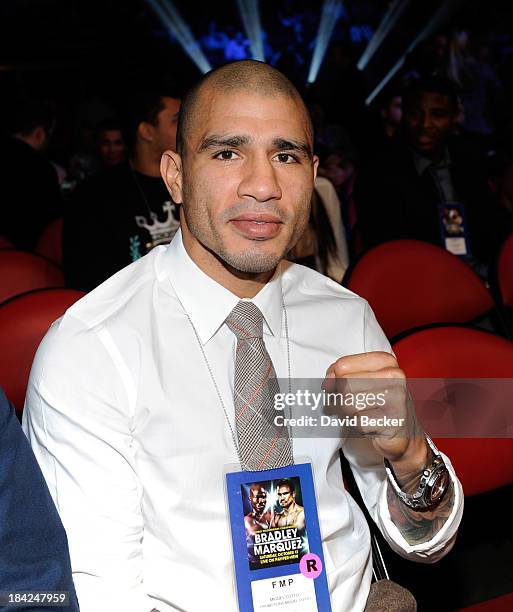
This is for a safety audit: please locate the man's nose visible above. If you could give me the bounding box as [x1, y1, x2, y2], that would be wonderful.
[238, 154, 282, 202]
[420, 112, 434, 129]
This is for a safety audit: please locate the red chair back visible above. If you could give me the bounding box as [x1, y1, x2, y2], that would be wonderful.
[457, 593, 513, 611]
[497, 233, 513, 308]
[393, 326, 513, 496]
[35, 217, 63, 266]
[345, 240, 494, 338]
[0, 288, 85, 411]
[0, 250, 64, 304]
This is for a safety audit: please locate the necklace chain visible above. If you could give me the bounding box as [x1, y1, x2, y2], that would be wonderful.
[129, 161, 158, 219]
[182, 295, 293, 468]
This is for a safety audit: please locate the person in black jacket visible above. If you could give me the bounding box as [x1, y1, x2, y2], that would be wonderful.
[63, 89, 182, 292]
[0, 100, 62, 250]
[0, 387, 79, 611]
[354, 76, 512, 275]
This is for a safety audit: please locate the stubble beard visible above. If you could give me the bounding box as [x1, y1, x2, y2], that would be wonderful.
[182, 180, 311, 275]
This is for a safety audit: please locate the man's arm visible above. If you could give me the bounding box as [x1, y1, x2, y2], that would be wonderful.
[336, 302, 463, 561]
[386, 454, 455, 546]
[23, 316, 152, 612]
[329, 354, 462, 558]
[0, 387, 79, 611]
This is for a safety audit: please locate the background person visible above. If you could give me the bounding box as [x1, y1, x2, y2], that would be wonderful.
[354, 75, 512, 275]
[63, 87, 182, 291]
[0, 99, 62, 250]
[0, 387, 79, 612]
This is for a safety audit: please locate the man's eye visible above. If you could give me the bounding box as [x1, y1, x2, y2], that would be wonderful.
[215, 150, 237, 160]
[275, 153, 297, 163]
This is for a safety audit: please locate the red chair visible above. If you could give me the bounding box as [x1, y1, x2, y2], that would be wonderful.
[497, 233, 513, 309]
[393, 325, 513, 496]
[0, 288, 85, 411]
[394, 326, 513, 610]
[0, 250, 64, 304]
[35, 216, 63, 266]
[344, 240, 494, 339]
[458, 593, 513, 612]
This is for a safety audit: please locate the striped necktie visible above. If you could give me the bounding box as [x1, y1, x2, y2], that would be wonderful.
[225, 301, 293, 471]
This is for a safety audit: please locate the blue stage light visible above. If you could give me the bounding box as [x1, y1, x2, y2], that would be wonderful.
[145, 0, 212, 74]
[357, 0, 411, 71]
[365, 0, 465, 106]
[236, 0, 265, 62]
[307, 0, 344, 84]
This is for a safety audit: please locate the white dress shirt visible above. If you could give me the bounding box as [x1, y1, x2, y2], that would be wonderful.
[23, 230, 463, 612]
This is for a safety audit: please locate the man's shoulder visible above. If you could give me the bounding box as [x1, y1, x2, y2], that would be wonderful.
[1, 136, 56, 181]
[281, 263, 390, 354]
[282, 261, 364, 308]
[58, 247, 165, 333]
[30, 248, 167, 386]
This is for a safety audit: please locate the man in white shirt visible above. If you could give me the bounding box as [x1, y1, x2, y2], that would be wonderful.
[23, 60, 463, 612]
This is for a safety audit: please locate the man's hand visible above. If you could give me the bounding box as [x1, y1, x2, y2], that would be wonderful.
[324, 352, 458, 546]
[323, 351, 428, 481]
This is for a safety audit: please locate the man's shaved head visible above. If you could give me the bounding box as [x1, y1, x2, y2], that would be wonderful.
[161, 58, 319, 287]
[176, 60, 313, 156]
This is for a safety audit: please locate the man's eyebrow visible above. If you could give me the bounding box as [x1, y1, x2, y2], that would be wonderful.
[273, 138, 312, 157]
[197, 134, 312, 157]
[198, 134, 251, 152]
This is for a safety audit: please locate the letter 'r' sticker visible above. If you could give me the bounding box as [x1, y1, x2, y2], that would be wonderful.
[226, 463, 332, 611]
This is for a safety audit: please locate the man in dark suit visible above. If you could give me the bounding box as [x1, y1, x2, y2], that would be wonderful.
[354, 76, 512, 273]
[0, 387, 79, 611]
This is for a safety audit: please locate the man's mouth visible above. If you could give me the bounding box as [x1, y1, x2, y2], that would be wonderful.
[230, 213, 283, 239]
[417, 134, 435, 145]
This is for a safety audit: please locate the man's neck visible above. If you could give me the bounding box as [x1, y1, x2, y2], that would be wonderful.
[130, 147, 161, 178]
[414, 146, 446, 164]
[282, 502, 297, 515]
[180, 219, 275, 299]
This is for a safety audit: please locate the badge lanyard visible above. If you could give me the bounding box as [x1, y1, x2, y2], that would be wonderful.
[172, 280, 332, 610]
[176, 289, 294, 468]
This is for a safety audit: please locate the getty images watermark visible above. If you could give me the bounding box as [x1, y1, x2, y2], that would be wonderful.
[265, 378, 513, 438]
[273, 389, 406, 429]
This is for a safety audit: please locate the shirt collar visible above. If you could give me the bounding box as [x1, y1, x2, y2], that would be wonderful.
[412, 147, 451, 175]
[161, 230, 283, 345]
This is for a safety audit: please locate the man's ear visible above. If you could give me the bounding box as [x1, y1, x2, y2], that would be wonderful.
[138, 121, 154, 143]
[161, 150, 183, 204]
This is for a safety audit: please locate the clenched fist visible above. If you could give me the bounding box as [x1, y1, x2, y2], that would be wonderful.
[323, 351, 429, 479]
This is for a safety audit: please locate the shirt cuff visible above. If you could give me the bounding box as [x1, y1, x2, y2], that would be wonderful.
[376, 451, 464, 562]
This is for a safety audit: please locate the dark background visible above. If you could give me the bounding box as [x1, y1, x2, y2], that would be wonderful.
[2, 0, 513, 163]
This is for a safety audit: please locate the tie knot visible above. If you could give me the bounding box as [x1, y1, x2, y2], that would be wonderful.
[225, 301, 264, 339]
